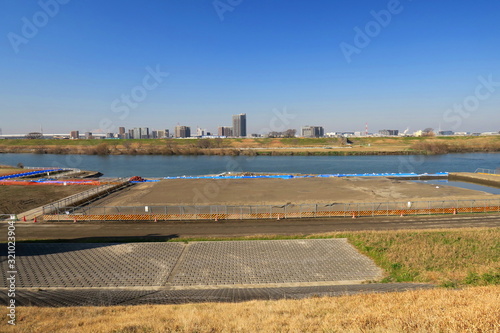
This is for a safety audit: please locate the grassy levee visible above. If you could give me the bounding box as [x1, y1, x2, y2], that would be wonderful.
[340, 228, 499, 287]
[3, 228, 499, 332]
[1, 135, 500, 155]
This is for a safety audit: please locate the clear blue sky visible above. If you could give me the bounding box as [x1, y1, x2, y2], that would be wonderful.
[1, 0, 499, 135]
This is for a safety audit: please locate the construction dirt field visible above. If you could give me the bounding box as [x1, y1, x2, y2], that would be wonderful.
[92, 177, 499, 207]
[0, 185, 96, 214]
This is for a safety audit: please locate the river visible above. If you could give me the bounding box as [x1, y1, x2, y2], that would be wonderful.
[0, 153, 499, 178]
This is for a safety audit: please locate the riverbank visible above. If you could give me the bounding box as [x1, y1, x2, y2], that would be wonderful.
[1, 136, 500, 156]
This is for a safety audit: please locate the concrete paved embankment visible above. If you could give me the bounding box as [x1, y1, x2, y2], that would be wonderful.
[0, 239, 434, 306]
[449, 172, 500, 187]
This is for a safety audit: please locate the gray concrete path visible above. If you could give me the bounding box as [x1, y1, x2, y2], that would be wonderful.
[0, 283, 434, 307]
[0, 239, 434, 306]
[1, 240, 382, 289]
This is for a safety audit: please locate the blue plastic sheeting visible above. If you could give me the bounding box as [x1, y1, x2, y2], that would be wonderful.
[163, 172, 448, 180]
[130, 180, 160, 183]
[0, 169, 63, 180]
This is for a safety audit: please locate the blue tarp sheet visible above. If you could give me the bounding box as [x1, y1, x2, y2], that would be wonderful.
[162, 172, 448, 180]
[0, 169, 63, 180]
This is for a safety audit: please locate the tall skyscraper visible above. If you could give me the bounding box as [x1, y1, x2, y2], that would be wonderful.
[232, 113, 246, 137]
[70, 131, 79, 139]
[218, 126, 233, 137]
[140, 127, 150, 139]
[118, 127, 126, 138]
[174, 125, 191, 138]
[301, 126, 324, 138]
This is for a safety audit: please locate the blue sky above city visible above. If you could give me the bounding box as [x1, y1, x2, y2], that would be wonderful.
[1, 0, 499, 135]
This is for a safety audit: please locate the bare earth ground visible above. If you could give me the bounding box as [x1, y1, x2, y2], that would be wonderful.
[93, 177, 498, 207]
[0, 185, 95, 214]
[0, 167, 24, 176]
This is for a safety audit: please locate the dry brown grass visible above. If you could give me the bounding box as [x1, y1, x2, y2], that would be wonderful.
[1, 286, 498, 332]
[410, 137, 500, 154]
[2, 136, 500, 155]
[0, 168, 23, 176]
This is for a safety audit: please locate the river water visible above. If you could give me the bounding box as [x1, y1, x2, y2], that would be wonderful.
[1, 153, 499, 178]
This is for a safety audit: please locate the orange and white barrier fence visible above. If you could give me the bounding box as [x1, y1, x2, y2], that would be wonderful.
[43, 204, 500, 222]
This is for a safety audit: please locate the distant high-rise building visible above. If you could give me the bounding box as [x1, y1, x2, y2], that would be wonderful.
[155, 129, 169, 138]
[133, 128, 141, 140]
[141, 127, 150, 139]
[131, 127, 150, 139]
[232, 113, 246, 137]
[128, 129, 134, 139]
[379, 129, 399, 136]
[175, 126, 191, 138]
[70, 131, 79, 139]
[197, 128, 206, 137]
[118, 127, 126, 139]
[85, 132, 93, 139]
[218, 126, 233, 137]
[301, 126, 324, 138]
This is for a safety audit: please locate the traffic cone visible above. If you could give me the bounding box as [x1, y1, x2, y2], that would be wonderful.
[400, 212, 404, 217]
[73, 217, 77, 223]
[277, 215, 280, 220]
[453, 208, 457, 215]
[23, 216, 26, 222]
[154, 217, 158, 222]
[215, 216, 218, 222]
[352, 212, 356, 219]
[33, 217, 37, 223]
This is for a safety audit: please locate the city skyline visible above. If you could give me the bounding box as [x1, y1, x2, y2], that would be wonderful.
[1, 1, 499, 134]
